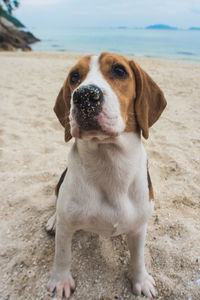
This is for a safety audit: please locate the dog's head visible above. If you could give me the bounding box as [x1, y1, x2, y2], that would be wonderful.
[54, 52, 167, 141]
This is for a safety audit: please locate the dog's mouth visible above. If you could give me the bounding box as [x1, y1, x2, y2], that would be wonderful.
[70, 122, 119, 140]
[80, 129, 119, 140]
[70, 112, 120, 140]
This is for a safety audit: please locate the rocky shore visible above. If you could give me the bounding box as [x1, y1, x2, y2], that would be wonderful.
[0, 16, 39, 51]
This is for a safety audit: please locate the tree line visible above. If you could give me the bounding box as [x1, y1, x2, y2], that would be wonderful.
[0, 0, 20, 15]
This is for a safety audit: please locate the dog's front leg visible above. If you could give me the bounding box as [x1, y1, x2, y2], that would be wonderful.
[127, 226, 157, 299]
[47, 218, 75, 299]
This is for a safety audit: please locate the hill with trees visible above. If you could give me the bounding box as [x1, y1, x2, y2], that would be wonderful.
[0, 0, 39, 51]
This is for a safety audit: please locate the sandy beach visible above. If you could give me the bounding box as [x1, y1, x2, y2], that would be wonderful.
[0, 51, 200, 300]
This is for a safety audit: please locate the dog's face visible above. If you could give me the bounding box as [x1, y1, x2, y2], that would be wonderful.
[54, 52, 166, 141]
[69, 53, 137, 140]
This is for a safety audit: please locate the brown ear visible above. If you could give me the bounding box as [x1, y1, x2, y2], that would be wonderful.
[130, 61, 167, 139]
[54, 83, 72, 142]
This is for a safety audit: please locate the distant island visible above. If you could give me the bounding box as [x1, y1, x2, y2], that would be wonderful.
[146, 24, 178, 30]
[114, 25, 200, 31]
[117, 26, 128, 29]
[189, 27, 200, 30]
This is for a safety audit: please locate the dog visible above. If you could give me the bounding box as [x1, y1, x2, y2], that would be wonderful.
[46, 52, 167, 299]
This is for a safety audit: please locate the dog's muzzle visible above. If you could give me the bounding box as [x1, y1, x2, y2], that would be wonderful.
[72, 84, 104, 130]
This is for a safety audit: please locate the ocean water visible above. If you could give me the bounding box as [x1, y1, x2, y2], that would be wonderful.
[30, 27, 200, 62]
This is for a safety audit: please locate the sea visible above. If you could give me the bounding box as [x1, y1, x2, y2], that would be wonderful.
[30, 27, 200, 63]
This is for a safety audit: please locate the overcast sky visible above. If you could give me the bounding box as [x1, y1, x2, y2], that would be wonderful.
[14, 0, 200, 29]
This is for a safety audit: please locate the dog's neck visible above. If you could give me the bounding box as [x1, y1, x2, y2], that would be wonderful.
[75, 132, 146, 203]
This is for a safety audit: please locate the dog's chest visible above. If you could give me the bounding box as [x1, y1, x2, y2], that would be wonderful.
[85, 196, 141, 237]
[63, 183, 140, 237]
[60, 163, 150, 237]
[58, 137, 151, 236]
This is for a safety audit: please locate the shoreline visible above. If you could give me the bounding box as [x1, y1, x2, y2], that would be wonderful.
[1, 50, 200, 66]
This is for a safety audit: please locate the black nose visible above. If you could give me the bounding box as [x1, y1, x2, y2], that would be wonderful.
[73, 84, 103, 109]
[72, 84, 104, 131]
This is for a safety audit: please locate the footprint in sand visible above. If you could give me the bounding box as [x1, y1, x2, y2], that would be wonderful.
[43, 184, 54, 196]
[191, 138, 200, 145]
[164, 159, 184, 176]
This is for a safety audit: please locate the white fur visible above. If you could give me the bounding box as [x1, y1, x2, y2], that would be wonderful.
[47, 57, 157, 299]
[57, 133, 153, 236]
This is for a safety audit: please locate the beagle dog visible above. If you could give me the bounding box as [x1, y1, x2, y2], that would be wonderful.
[46, 52, 167, 299]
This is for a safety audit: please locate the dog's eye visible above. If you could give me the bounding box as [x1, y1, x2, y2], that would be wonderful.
[112, 64, 128, 79]
[70, 72, 80, 85]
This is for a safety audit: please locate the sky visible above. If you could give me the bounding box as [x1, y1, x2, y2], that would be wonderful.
[14, 0, 200, 29]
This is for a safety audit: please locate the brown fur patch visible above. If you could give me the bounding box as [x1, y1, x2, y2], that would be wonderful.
[147, 165, 154, 201]
[129, 60, 167, 139]
[99, 52, 139, 135]
[54, 55, 92, 142]
[55, 168, 68, 197]
[68, 55, 92, 90]
[98, 52, 166, 139]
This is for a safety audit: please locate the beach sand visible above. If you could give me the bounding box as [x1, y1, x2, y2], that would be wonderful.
[0, 52, 199, 300]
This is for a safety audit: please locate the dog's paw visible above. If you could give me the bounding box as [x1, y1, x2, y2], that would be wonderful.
[47, 272, 75, 299]
[45, 213, 56, 235]
[131, 273, 157, 299]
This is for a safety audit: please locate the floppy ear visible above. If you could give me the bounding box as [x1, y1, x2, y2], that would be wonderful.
[130, 60, 167, 139]
[54, 82, 72, 142]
